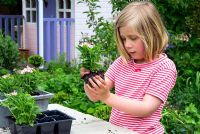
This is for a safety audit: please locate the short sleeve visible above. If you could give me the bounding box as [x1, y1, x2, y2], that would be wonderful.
[146, 69, 177, 103]
[105, 57, 123, 82]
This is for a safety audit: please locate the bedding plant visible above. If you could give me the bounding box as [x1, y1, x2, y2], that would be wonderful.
[77, 42, 104, 87]
[0, 92, 41, 126]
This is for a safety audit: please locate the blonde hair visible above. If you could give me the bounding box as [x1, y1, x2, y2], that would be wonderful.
[114, 1, 168, 63]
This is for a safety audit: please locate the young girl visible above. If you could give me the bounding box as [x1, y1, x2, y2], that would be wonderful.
[80, 1, 177, 134]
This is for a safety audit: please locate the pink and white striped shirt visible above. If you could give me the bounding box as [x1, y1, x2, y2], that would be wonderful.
[105, 54, 177, 134]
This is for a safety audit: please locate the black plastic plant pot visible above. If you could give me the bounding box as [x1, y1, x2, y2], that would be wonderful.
[37, 110, 75, 134]
[53, 116, 73, 134]
[7, 110, 75, 134]
[7, 117, 37, 134]
[15, 124, 37, 134]
[37, 116, 55, 134]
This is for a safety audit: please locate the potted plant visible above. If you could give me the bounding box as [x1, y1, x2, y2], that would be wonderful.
[0, 71, 54, 109]
[0, 70, 54, 128]
[0, 93, 75, 134]
[77, 43, 104, 87]
[0, 93, 41, 134]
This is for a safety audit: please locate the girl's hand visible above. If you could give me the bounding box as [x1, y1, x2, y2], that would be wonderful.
[84, 83, 100, 102]
[80, 67, 90, 78]
[88, 75, 110, 101]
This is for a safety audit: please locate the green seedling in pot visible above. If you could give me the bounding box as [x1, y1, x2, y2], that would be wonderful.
[77, 44, 104, 87]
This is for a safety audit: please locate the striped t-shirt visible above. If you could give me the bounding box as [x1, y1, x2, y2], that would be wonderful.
[105, 53, 177, 134]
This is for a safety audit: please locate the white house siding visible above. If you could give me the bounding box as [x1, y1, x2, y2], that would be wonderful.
[74, 0, 113, 59]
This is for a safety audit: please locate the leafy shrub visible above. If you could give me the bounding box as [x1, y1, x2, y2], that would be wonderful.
[0, 71, 39, 95]
[166, 37, 200, 110]
[0, 32, 19, 70]
[162, 104, 200, 134]
[28, 54, 44, 68]
[45, 54, 77, 74]
[0, 76, 18, 94]
[14, 72, 39, 95]
[0, 67, 9, 76]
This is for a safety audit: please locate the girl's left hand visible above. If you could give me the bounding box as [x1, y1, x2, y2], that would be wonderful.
[88, 75, 110, 101]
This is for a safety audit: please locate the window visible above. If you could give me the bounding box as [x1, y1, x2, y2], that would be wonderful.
[57, 0, 72, 18]
[25, 0, 37, 22]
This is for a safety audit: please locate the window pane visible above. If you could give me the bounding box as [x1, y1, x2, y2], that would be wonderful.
[66, 12, 71, 18]
[26, 11, 30, 22]
[26, 0, 30, 8]
[66, 0, 71, 9]
[59, 12, 64, 18]
[32, 11, 36, 22]
[32, 0, 36, 8]
[59, 0, 64, 9]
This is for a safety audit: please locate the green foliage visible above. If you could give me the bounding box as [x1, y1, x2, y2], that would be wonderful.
[78, 0, 101, 29]
[63, 91, 111, 121]
[184, 0, 200, 37]
[162, 104, 200, 134]
[92, 103, 111, 121]
[110, 0, 200, 38]
[0, 67, 9, 76]
[13, 72, 39, 95]
[0, 32, 20, 70]
[91, 20, 118, 69]
[0, 0, 18, 6]
[43, 71, 83, 94]
[28, 54, 44, 68]
[45, 54, 77, 74]
[166, 36, 200, 110]
[50, 91, 68, 104]
[77, 44, 103, 71]
[0, 70, 42, 95]
[0, 93, 41, 126]
[78, 0, 118, 71]
[0, 76, 18, 94]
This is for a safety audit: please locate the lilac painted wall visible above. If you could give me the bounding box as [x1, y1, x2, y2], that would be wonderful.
[43, 0, 56, 18]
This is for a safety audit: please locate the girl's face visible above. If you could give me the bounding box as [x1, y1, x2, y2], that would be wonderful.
[119, 26, 145, 63]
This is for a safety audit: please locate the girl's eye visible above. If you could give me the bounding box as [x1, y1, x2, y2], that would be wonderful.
[130, 37, 137, 41]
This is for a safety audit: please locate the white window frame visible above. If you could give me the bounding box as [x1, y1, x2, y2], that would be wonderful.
[25, 0, 37, 23]
[56, 0, 73, 18]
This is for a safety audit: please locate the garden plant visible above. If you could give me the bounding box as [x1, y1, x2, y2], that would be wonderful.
[77, 43, 104, 87]
[0, 93, 41, 126]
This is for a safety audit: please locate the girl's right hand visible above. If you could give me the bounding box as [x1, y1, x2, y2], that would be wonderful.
[84, 83, 99, 102]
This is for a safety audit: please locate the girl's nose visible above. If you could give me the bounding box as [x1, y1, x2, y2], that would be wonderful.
[124, 40, 132, 48]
